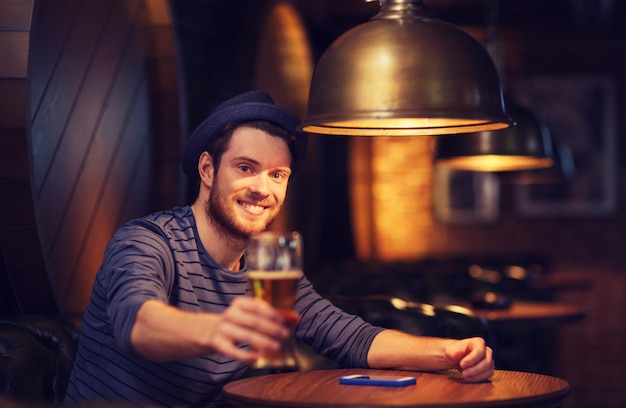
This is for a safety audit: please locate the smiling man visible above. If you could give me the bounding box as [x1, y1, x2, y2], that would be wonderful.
[64, 91, 493, 408]
[199, 125, 292, 238]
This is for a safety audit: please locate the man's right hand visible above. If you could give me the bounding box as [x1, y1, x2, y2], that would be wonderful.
[209, 296, 297, 363]
[130, 297, 298, 363]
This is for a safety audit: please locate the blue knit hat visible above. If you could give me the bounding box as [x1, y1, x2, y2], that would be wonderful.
[181, 90, 307, 181]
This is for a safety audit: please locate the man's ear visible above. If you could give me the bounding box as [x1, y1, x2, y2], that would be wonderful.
[197, 152, 214, 186]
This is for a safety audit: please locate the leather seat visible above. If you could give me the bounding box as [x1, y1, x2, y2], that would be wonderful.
[0, 313, 82, 404]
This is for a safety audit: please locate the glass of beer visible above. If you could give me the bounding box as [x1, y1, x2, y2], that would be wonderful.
[246, 231, 303, 369]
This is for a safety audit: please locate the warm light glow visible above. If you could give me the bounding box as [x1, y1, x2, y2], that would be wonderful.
[301, 119, 509, 136]
[437, 155, 553, 172]
[350, 136, 436, 260]
[254, 3, 313, 118]
[145, 0, 172, 24]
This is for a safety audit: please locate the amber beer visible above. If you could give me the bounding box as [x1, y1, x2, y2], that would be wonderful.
[249, 269, 301, 311]
[248, 269, 301, 368]
[246, 231, 303, 369]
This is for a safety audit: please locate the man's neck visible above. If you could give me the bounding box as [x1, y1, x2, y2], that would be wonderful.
[190, 201, 247, 272]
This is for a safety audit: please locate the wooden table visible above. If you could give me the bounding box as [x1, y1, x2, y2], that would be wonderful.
[223, 368, 570, 408]
[468, 301, 587, 328]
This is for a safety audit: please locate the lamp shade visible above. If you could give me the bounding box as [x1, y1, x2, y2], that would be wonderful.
[499, 141, 575, 185]
[300, 0, 511, 136]
[435, 98, 554, 171]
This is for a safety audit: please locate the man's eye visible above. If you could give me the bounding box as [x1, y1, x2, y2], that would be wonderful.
[271, 172, 287, 181]
[239, 165, 251, 173]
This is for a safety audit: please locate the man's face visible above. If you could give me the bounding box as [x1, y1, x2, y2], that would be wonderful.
[207, 127, 292, 238]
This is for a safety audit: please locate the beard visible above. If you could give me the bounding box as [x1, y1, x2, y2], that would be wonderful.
[206, 178, 282, 240]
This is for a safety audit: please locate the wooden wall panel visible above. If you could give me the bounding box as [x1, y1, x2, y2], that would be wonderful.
[35, 0, 142, 249]
[27, 0, 82, 109]
[0, 0, 183, 314]
[0, 80, 27, 128]
[0, 0, 53, 314]
[29, 0, 114, 191]
[0, 0, 34, 30]
[0, 128, 29, 178]
[28, 0, 151, 312]
[62, 81, 151, 306]
[45, 41, 149, 309]
[0, 32, 29, 77]
[34, 2, 140, 240]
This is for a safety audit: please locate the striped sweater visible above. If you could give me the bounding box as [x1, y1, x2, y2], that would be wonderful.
[64, 206, 382, 407]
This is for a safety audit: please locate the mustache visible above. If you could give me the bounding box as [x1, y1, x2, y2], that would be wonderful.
[238, 193, 275, 207]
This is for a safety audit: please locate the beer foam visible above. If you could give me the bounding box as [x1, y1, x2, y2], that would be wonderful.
[247, 269, 302, 279]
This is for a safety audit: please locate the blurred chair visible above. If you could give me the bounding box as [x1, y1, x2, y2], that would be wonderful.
[467, 258, 553, 301]
[468, 264, 534, 300]
[327, 294, 437, 337]
[433, 304, 489, 340]
[326, 295, 489, 341]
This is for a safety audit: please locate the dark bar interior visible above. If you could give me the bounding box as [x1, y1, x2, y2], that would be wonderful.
[1, 1, 624, 407]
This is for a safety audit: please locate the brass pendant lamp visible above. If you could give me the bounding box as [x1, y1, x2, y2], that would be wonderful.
[435, 98, 555, 172]
[299, 0, 511, 136]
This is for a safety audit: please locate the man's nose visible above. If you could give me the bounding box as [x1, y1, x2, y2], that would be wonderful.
[249, 173, 270, 195]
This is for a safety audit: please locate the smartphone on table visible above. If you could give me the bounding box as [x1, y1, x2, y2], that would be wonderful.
[339, 374, 416, 387]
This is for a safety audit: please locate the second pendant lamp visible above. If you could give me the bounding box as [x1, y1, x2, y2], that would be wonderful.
[434, 0, 554, 172]
[435, 97, 555, 172]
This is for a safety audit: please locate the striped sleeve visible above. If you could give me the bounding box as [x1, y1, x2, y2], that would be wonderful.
[99, 218, 176, 356]
[294, 276, 384, 368]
